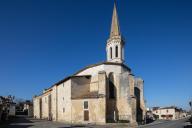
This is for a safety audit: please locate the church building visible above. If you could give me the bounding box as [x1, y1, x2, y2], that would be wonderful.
[33, 2, 145, 125]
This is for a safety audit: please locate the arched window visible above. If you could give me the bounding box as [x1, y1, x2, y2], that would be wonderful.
[115, 45, 118, 57]
[110, 47, 112, 59]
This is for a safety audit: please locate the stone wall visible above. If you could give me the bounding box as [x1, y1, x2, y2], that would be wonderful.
[33, 64, 143, 125]
[71, 71, 106, 124]
[41, 93, 50, 119]
[33, 97, 40, 118]
[135, 78, 146, 121]
[117, 72, 133, 122]
[57, 80, 72, 122]
[76, 64, 129, 77]
[129, 74, 137, 124]
[51, 86, 57, 121]
[71, 98, 106, 124]
[71, 77, 91, 99]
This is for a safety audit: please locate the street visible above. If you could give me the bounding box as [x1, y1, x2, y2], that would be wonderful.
[0, 116, 191, 128]
[138, 118, 191, 128]
[0, 116, 126, 128]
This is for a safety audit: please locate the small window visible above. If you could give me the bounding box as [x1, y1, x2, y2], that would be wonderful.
[63, 97, 64, 101]
[167, 109, 169, 113]
[63, 108, 65, 113]
[84, 101, 88, 109]
[115, 45, 118, 57]
[110, 47, 112, 59]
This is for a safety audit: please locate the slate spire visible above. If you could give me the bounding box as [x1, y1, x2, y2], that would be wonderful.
[110, 1, 121, 38]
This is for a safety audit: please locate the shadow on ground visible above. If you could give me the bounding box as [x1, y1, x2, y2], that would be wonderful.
[58, 125, 88, 128]
[0, 116, 34, 128]
[184, 125, 192, 128]
[184, 117, 192, 128]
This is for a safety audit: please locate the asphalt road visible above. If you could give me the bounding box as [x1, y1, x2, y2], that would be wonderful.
[138, 118, 191, 128]
[0, 116, 191, 128]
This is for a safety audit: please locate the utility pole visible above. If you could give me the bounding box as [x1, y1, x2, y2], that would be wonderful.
[144, 100, 147, 124]
[189, 100, 192, 116]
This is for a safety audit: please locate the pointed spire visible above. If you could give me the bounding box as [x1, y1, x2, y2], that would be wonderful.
[110, 1, 121, 38]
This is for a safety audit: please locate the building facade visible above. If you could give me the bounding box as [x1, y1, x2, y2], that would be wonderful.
[23, 101, 33, 117]
[8, 103, 16, 116]
[152, 107, 185, 120]
[0, 96, 15, 121]
[33, 2, 145, 125]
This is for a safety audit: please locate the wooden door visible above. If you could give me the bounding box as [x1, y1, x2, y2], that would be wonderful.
[84, 110, 89, 121]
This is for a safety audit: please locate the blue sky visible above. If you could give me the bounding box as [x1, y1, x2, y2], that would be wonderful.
[0, 0, 191, 110]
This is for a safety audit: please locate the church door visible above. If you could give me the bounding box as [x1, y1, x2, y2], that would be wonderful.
[84, 110, 89, 121]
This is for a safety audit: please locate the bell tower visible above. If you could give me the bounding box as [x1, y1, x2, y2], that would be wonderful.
[106, 2, 125, 63]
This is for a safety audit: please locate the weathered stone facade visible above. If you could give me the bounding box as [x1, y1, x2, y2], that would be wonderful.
[33, 2, 145, 125]
[33, 63, 145, 124]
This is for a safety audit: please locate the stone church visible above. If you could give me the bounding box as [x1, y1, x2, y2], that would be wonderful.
[33, 2, 145, 125]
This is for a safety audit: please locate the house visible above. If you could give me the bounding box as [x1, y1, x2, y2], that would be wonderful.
[0, 96, 15, 121]
[23, 101, 33, 117]
[8, 103, 16, 116]
[152, 106, 185, 120]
